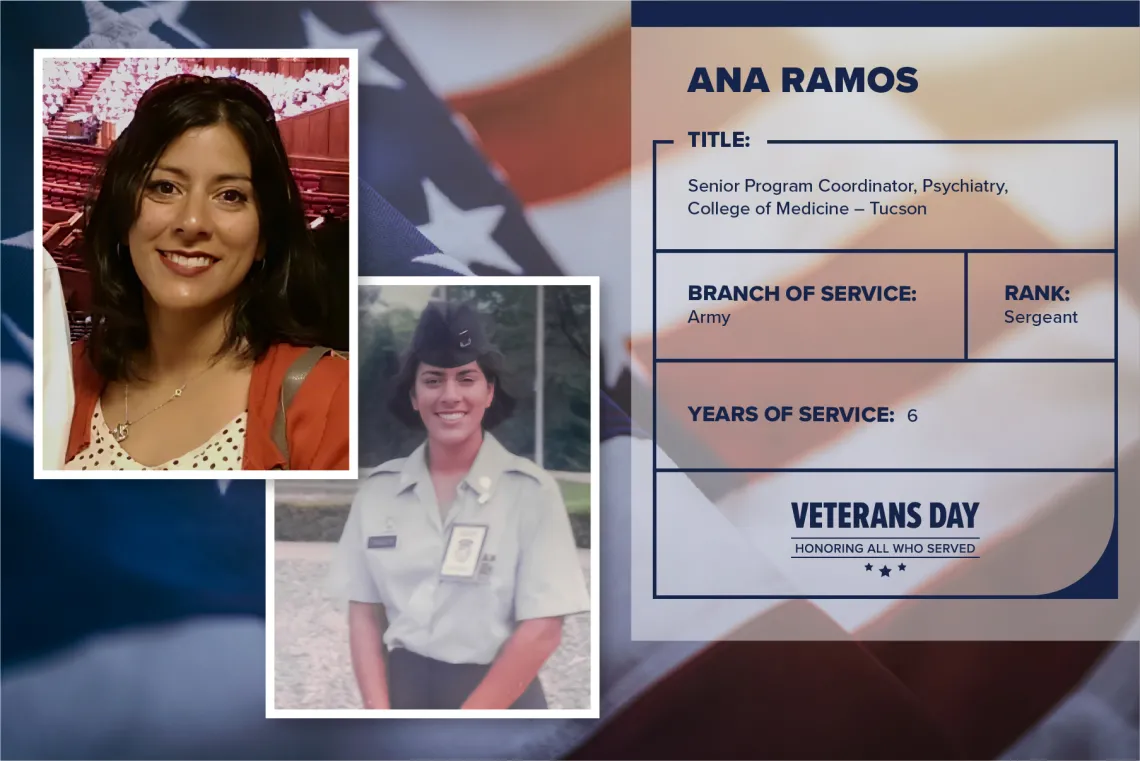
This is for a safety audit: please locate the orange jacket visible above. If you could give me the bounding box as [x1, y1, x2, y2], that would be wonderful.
[66, 341, 350, 471]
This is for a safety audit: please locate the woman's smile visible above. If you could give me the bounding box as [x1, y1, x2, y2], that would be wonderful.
[158, 249, 220, 277]
[412, 362, 493, 445]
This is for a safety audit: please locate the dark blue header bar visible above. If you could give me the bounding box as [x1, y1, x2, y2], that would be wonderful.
[632, 1, 1140, 27]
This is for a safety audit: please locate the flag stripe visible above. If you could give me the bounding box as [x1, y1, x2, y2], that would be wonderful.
[858, 445, 1137, 758]
[446, 24, 631, 206]
[379, 1, 629, 98]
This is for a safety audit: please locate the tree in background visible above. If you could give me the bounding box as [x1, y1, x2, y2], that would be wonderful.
[543, 285, 591, 472]
[358, 284, 591, 472]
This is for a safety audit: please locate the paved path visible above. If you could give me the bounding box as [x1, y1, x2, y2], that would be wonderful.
[273, 543, 591, 710]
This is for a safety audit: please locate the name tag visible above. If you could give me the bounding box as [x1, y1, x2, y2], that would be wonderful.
[367, 535, 398, 549]
[440, 524, 488, 579]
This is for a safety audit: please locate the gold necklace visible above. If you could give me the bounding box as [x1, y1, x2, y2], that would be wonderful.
[111, 366, 212, 443]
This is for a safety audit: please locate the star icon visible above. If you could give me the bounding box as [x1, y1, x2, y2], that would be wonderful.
[898, 563, 907, 572]
[410, 252, 475, 275]
[879, 565, 891, 577]
[417, 180, 519, 274]
[301, 9, 403, 89]
[864, 563, 873, 571]
[1, 314, 34, 445]
[142, 1, 210, 47]
[2, 230, 33, 250]
[2, 313, 33, 358]
[76, 0, 172, 49]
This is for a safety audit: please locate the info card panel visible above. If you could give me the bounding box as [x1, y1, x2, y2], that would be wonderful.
[629, 14, 1136, 642]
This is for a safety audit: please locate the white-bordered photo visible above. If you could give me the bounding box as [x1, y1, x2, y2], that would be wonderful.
[269, 276, 600, 719]
[34, 49, 359, 479]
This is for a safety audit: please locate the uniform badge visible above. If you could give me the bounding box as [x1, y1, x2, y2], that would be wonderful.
[440, 524, 488, 578]
[476, 476, 492, 505]
[368, 517, 399, 549]
[368, 535, 397, 549]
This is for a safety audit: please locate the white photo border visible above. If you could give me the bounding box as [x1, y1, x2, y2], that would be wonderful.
[267, 275, 602, 719]
[33, 48, 360, 480]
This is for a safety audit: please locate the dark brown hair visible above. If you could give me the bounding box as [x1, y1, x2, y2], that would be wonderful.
[82, 74, 327, 381]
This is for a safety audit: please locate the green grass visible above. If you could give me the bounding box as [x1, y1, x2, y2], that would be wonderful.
[559, 480, 591, 516]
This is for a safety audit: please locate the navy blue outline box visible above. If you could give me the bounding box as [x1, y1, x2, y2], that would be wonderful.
[649, 138, 1120, 600]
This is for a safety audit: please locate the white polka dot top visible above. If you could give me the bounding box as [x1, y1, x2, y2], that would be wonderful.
[64, 402, 248, 471]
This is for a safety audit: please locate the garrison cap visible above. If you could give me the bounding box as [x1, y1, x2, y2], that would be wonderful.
[412, 300, 494, 368]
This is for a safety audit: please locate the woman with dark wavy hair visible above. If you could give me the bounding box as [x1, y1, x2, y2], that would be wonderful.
[332, 299, 588, 710]
[63, 73, 348, 472]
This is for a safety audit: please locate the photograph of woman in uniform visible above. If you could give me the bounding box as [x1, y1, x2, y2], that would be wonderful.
[59, 72, 349, 472]
[332, 299, 589, 710]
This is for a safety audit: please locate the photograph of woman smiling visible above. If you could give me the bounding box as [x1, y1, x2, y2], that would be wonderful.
[331, 298, 589, 711]
[63, 74, 349, 472]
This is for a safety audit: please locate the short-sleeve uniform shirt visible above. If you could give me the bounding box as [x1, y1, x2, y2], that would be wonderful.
[331, 433, 589, 665]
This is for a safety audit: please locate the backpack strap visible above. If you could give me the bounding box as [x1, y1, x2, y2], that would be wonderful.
[271, 346, 345, 469]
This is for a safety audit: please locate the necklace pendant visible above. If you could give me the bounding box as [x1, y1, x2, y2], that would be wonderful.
[112, 422, 130, 442]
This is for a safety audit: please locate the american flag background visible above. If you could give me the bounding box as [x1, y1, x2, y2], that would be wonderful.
[2, 1, 1137, 759]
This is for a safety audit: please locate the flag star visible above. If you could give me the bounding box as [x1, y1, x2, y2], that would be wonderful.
[0, 360, 33, 444]
[417, 180, 520, 274]
[300, 9, 402, 89]
[2, 230, 33, 250]
[411, 252, 475, 275]
[3, 313, 34, 359]
[141, 0, 209, 47]
[75, 0, 172, 48]
[1, 314, 34, 444]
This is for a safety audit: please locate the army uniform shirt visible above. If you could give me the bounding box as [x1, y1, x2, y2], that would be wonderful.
[331, 432, 589, 665]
